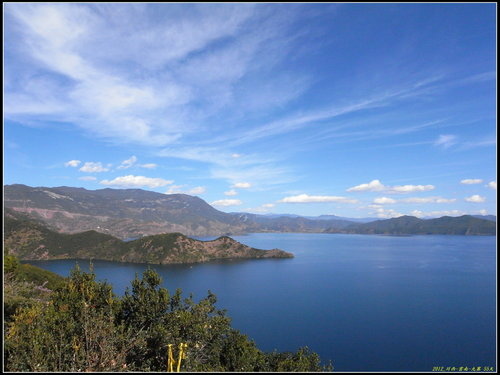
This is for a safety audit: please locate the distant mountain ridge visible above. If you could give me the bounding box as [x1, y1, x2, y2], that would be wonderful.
[4, 184, 364, 238]
[471, 215, 496, 222]
[325, 215, 496, 235]
[4, 211, 293, 264]
[4, 184, 496, 238]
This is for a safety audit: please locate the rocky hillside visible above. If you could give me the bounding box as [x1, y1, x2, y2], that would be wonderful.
[4, 214, 293, 265]
[4, 184, 248, 238]
[4, 184, 360, 238]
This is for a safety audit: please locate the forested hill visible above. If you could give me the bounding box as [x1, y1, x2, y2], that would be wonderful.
[4, 213, 293, 264]
[326, 215, 496, 235]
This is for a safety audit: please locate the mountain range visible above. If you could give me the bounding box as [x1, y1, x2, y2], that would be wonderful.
[4, 184, 496, 238]
[325, 215, 496, 235]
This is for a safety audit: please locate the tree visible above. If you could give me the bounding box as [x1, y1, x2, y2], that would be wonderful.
[5, 265, 128, 371]
[5, 266, 332, 372]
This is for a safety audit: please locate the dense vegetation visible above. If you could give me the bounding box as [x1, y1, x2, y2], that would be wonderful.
[4, 255, 66, 320]
[4, 258, 331, 372]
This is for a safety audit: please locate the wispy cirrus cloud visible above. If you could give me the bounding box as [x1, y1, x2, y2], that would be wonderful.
[5, 3, 312, 148]
[246, 203, 276, 213]
[116, 156, 157, 170]
[141, 163, 157, 169]
[117, 156, 137, 170]
[9, 3, 468, 191]
[78, 176, 96, 181]
[157, 145, 295, 188]
[434, 134, 457, 149]
[232, 182, 252, 189]
[458, 136, 497, 150]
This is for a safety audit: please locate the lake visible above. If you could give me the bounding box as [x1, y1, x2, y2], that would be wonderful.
[26, 233, 497, 372]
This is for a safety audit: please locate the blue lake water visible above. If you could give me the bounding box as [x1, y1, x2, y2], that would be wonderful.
[26, 233, 497, 372]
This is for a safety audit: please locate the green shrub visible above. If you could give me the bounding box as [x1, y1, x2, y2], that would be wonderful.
[5, 266, 332, 372]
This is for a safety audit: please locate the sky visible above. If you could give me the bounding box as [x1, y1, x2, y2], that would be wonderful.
[3, 3, 497, 218]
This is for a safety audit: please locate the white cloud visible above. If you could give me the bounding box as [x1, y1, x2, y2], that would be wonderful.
[117, 156, 157, 170]
[78, 176, 97, 181]
[232, 182, 252, 189]
[211, 199, 243, 207]
[373, 197, 396, 204]
[231, 153, 242, 158]
[368, 206, 403, 219]
[410, 209, 466, 218]
[401, 197, 456, 204]
[465, 195, 486, 203]
[5, 3, 313, 148]
[165, 185, 206, 195]
[79, 161, 109, 173]
[434, 134, 457, 149]
[409, 210, 425, 218]
[117, 155, 137, 169]
[347, 179, 434, 194]
[347, 179, 385, 192]
[101, 175, 173, 188]
[188, 186, 206, 195]
[224, 189, 238, 196]
[64, 159, 81, 167]
[460, 179, 483, 185]
[278, 194, 359, 204]
[487, 181, 496, 190]
[390, 184, 435, 193]
[140, 163, 157, 169]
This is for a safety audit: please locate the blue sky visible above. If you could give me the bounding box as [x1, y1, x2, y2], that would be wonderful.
[4, 3, 497, 218]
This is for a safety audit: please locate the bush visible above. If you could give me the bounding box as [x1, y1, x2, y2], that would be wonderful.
[5, 266, 332, 372]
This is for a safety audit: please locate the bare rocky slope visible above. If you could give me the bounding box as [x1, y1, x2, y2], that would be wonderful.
[4, 184, 249, 238]
[4, 184, 356, 238]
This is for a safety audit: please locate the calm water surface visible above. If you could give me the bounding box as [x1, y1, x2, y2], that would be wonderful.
[27, 233, 497, 372]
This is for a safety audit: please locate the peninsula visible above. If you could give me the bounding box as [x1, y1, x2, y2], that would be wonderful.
[4, 212, 293, 265]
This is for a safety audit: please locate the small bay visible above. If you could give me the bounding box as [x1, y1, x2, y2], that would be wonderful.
[27, 233, 496, 372]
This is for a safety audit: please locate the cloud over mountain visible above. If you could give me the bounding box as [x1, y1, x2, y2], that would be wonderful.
[100, 175, 173, 188]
